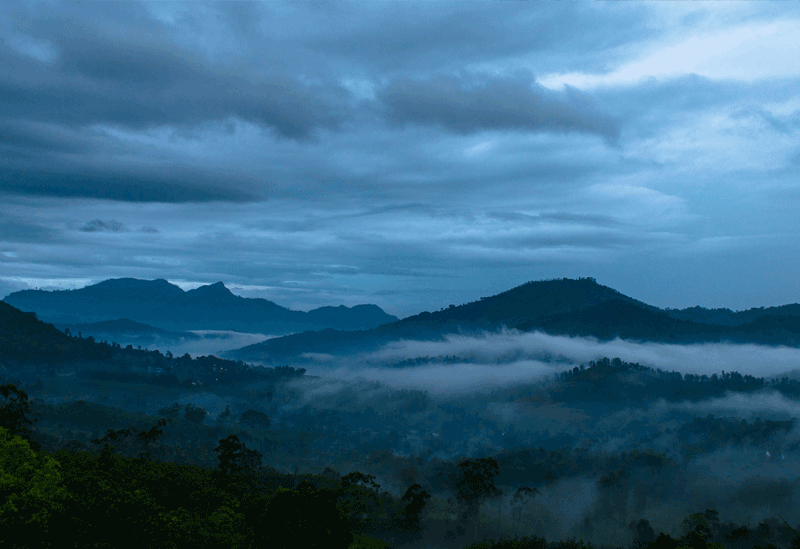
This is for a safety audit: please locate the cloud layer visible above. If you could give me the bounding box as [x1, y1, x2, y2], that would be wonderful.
[2, 2, 800, 316]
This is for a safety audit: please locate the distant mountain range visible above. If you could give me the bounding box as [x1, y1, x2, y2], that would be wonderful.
[227, 277, 800, 363]
[3, 278, 398, 335]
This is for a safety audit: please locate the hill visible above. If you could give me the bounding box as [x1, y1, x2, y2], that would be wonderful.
[0, 299, 305, 386]
[3, 278, 398, 335]
[228, 277, 800, 363]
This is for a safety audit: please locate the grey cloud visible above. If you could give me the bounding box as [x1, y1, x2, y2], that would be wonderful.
[377, 72, 620, 140]
[488, 211, 623, 228]
[0, 120, 96, 156]
[0, 166, 259, 203]
[308, 2, 652, 75]
[0, 7, 352, 140]
[79, 219, 128, 233]
[447, 229, 652, 252]
[0, 218, 57, 243]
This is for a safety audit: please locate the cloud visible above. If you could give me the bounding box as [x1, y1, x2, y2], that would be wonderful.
[0, 6, 352, 141]
[377, 72, 620, 140]
[80, 219, 128, 233]
[0, 166, 259, 203]
[301, 330, 800, 396]
[0, 217, 58, 243]
[539, 19, 800, 89]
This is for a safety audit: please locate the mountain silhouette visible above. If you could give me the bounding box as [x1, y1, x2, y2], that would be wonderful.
[3, 278, 398, 334]
[228, 277, 800, 362]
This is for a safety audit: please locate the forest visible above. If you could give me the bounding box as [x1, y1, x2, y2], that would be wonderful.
[4, 298, 800, 549]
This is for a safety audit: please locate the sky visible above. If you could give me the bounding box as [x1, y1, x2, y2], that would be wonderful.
[2, 1, 800, 319]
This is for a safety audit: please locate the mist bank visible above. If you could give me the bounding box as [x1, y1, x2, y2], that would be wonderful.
[267, 329, 800, 395]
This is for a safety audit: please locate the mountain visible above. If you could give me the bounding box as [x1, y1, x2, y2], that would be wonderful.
[227, 277, 800, 363]
[3, 278, 398, 335]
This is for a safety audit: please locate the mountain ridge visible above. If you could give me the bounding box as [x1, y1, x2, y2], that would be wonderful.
[227, 277, 800, 362]
[3, 278, 398, 334]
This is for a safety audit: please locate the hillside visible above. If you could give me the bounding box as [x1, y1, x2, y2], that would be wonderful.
[0, 301, 108, 364]
[3, 278, 398, 335]
[0, 300, 304, 386]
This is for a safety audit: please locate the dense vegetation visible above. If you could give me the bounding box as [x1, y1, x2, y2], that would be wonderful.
[4, 298, 800, 549]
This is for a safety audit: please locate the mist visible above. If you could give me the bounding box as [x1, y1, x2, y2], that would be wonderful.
[141, 330, 275, 358]
[292, 329, 800, 396]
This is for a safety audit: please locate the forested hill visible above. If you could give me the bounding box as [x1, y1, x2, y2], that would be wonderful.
[0, 300, 304, 386]
[228, 278, 800, 362]
[546, 356, 800, 405]
[3, 278, 398, 334]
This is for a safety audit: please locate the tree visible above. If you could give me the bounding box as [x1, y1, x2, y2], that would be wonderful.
[0, 384, 41, 452]
[339, 471, 384, 533]
[629, 518, 656, 547]
[217, 405, 234, 425]
[511, 486, 540, 537]
[239, 408, 270, 429]
[157, 402, 183, 419]
[0, 426, 68, 548]
[400, 483, 431, 535]
[213, 434, 262, 477]
[257, 480, 353, 549]
[184, 403, 208, 424]
[90, 418, 170, 464]
[777, 515, 800, 549]
[454, 457, 501, 541]
[678, 511, 725, 549]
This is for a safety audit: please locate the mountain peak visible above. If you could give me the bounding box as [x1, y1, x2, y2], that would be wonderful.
[187, 281, 234, 298]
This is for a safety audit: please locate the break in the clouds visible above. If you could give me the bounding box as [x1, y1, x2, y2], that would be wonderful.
[2, 1, 800, 316]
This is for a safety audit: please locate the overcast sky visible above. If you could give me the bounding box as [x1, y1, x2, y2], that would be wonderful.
[2, 1, 800, 318]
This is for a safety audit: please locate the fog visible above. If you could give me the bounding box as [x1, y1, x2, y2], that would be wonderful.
[20, 327, 800, 549]
[288, 329, 800, 396]
[138, 330, 274, 358]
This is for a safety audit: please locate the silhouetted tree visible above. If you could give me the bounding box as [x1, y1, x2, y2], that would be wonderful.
[157, 402, 183, 419]
[629, 518, 656, 547]
[511, 486, 540, 537]
[213, 433, 263, 487]
[217, 404, 234, 425]
[239, 408, 270, 429]
[90, 418, 170, 464]
[0, 383, 41, 452]
[401, 483, 431, 534]
[183, 403, 208, 424]
[455, 457, 501, 541]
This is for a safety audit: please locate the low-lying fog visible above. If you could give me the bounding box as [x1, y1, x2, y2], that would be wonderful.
[142, 330, 274, 358]
[33, 328, 800, 548]
[296, 329, 800, 394]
